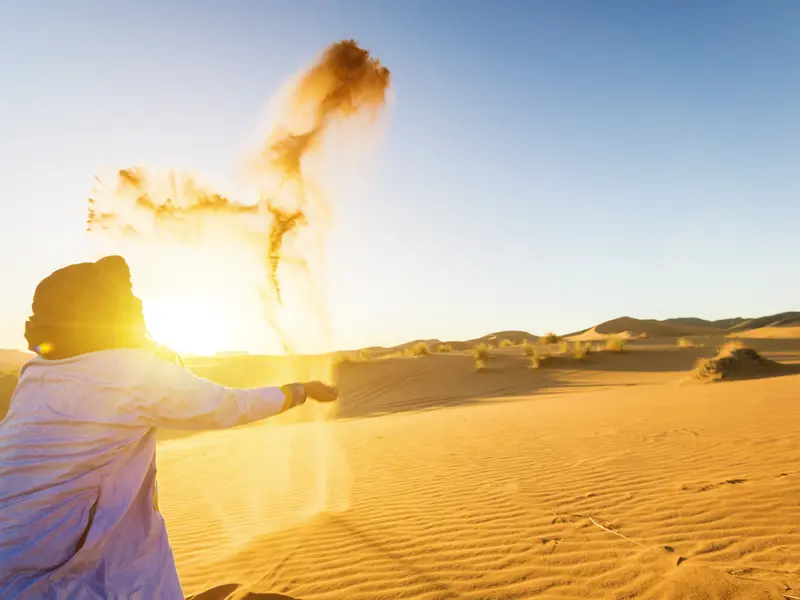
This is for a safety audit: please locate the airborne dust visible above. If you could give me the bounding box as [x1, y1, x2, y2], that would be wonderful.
[88, 40, 391, 354]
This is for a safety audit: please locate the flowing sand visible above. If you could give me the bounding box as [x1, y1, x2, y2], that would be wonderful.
[157, 340, 800, 599]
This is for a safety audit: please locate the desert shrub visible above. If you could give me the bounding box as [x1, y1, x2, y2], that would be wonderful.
[594, 342, 604, 353]
[606, 336, 626, 352]
[408, 342, 430, 357]
[540, 332, 560, 345]
[572, 342, 589, 360]
[475, 358, 487, 371]
[500, 338, 514, 348]
[530, 349, 550, 369]
[472, 344, 490, 362]
[693, 343, 780, 382]
[638, 332, 650, 340]
[359, 349, 372, 361]
[437, 343, 453, 353]
[558, 340, 569, 355]
[677, 337, 698, 348]
[522, 341, 535, 356]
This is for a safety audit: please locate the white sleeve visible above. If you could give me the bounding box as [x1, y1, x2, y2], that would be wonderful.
[126, 355, 289, 430]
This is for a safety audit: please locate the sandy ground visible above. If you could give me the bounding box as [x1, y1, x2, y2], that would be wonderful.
[154, 338, 800, 599]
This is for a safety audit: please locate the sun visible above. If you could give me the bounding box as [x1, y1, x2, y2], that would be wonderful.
[144, 297, 232, 356]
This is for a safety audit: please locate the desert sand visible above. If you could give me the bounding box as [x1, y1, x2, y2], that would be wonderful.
[147, 337, 800, 599]
[731, 326, 800, 340]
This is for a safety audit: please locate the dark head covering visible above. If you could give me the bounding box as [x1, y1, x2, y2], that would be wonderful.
[25, 255, 148, 359]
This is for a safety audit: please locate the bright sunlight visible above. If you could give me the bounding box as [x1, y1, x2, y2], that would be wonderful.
[144, 296, 232, 356]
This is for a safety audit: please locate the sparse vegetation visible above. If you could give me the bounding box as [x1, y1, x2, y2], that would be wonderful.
[540, 332, 560, 345]
[408, 342, 430, 357]
[558, 340, 569, 355]
[500, 338, 514, 348]
[530, 347, 550, 369]
[606, 336, 626, 352]
[359, 349, 372, 361]
[677, 337, 698, 348]
[572, 342, 589, 360]
[693, 343, 781, 382]
[437, 343, 453, 353]
[522, 341, 535, 356]
[475, 358, 487, 372]
[472, 343, 490, 362]
[638, 332, 650, 340]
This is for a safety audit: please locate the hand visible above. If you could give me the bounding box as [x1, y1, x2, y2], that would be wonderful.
[302, 381, 339, 403]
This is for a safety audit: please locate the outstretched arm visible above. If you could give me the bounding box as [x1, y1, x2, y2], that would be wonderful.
[125, 354, 336, 430]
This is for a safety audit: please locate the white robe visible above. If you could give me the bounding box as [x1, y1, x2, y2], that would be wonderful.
[0, 349, 288, 599]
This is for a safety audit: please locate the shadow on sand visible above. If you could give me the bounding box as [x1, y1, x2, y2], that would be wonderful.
[188, 583, 299, 600]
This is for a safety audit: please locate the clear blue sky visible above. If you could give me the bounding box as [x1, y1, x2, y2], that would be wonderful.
[1, 0, 798, 352]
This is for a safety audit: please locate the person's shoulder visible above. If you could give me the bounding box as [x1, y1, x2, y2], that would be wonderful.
[66, 349, 185, 387]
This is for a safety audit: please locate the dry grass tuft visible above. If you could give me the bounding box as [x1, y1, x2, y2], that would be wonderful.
[530, 346, 550, 369]
[408, 342, 430, 357]
[472, 344, 490, 362]
[606, 336, 626, 353]
[437, 343, 453, 353]
[677, 337, 699, 348]
[499, 338, 514, 348]
[572, 342, 589, 360]
[472, 344, 492, 371]
[558, 340, 569, 355]
[540, 332, 560, 345]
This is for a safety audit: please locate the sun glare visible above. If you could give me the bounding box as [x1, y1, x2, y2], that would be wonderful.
[144, 297, 233, 356]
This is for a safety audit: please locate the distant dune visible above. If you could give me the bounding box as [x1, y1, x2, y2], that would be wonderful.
[568, 316, 720, 340]
[664, 311, 800, 331]
[361, 331, 538, 356]
[0, 349, 32, 371]
[730, 325, 800, 339]
[568, 312, 800, 341]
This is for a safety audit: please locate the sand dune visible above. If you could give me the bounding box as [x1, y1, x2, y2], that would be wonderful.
[730, 326, 800, 339]
[591, 317, 720, 338]
[0, 349, 31, 371]
[566, 326, 637, 342]
[568, 313, 800, 342]
[155, 340, 800, 599]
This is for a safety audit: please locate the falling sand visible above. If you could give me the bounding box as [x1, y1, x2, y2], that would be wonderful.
[88, 39, 390, 353]
[87, 40, 391, 577]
